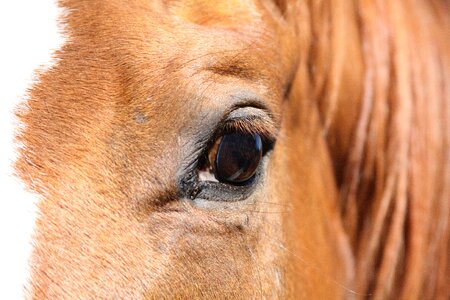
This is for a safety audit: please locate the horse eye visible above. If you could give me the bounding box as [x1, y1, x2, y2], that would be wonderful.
[211, 132, 262, 184]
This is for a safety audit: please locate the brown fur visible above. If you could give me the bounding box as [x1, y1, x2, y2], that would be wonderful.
[15, 0, 449, 298]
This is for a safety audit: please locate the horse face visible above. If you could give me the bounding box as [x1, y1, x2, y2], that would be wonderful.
[19, 0, 346, 298]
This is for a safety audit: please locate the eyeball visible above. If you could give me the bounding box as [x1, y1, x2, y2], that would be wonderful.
[212, 132, 262, 184]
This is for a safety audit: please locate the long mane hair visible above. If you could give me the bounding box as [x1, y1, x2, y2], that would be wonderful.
[301, 0, 450, 298]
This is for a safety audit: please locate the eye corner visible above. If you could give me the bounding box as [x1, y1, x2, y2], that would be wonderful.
[178, 169, 201, 200]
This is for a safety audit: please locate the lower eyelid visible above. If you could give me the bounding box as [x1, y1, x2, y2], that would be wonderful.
[195, 179, 258, 202]
[192, 154, 269, 203]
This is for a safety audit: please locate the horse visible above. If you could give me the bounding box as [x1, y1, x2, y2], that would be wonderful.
[8, 0, 450, 298]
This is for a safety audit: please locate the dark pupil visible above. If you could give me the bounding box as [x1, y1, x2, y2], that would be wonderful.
[215, 132, 262, 184]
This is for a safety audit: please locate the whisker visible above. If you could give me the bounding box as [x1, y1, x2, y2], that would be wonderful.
[240, 230, 264, 297]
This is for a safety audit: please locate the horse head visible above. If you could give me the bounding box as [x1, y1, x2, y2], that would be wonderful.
[15, 0, 450, 298]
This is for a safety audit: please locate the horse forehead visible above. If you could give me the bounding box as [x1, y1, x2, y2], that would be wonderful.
[167, 0, 263, 26]
[119, 0, 277, 45]
[105, 2, 285, 105]
[69, 1, 284, 70]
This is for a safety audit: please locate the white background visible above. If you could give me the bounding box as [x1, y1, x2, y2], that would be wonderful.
[0, 1, 64, 298]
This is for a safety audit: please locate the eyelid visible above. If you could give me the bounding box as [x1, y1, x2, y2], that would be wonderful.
[222, 118, 277, 143]
[221, 107, 278, 142]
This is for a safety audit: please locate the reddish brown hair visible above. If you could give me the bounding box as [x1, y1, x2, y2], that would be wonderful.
[303, 0, 450, 298]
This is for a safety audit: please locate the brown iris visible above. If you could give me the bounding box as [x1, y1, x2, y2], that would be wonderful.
[212, 132, 262, 184]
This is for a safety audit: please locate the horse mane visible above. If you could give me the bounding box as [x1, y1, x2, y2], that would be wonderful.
[301, 0, 450, 298]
